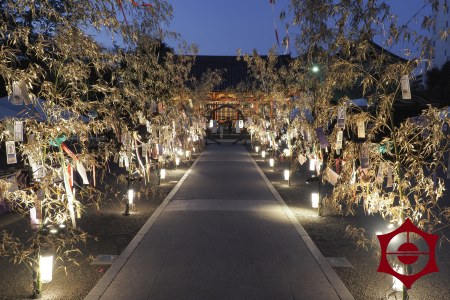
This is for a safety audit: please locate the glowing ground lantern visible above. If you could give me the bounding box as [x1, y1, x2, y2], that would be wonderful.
[160, 168, 166, 180]
[39, 254, 53, 283]
[261, 150, 266, 159]
[269, 158, 275, 170]
[309, 158, 316, 171]
[128, 189, 134, 205]
[255, 146, 260, 153]
[284, 169, 290, 181]
[311, 192, 319, 209]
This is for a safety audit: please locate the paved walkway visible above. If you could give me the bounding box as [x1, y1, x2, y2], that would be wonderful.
[86, 145, 354, 300]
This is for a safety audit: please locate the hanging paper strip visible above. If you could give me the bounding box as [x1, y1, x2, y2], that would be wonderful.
[14, 121, 23, 142]
[400, 75, 411, 100]
[357, 119, 365, 138]
[336, 107, 346, 128]
[335, 130, 343, 150]
[387, 165, 393, 187]
[359, 143, 369, 170]
[315, 128, 330, 148]
[134, 139, 146, 179]
[92, 164, 96, 187]
[325, 167, 339, 186]
[68, 163, 73, 189]
[298, 154, 307, 165]
[30, 207, 40, 230]
[5, 141, 17, 164]
[350, 161, 356, 185]
[376, 163, 384, 183]
[63, 167, 76, 227]
[76, 160, 89, 185]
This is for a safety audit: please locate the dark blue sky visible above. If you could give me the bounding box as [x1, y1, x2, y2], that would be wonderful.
[166, 0, 430, 58]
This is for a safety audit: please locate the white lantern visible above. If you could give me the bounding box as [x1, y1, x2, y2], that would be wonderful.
[239, 120, 244, 129]
[128, 189, 134, 205]
[209, 120, 214, 128]
[185, 150, 191, 158]
[284, 169, 290, 181]
[255, 146, 260, 153]
[39, 254, 53, 283]
[261, 151, 266, 158]
[175, 156, 180, 166]
[269, 158, 274, 168]
[309, 158, 316, 171]
[311, 193, 319, 208]
[160, 168, 166, 179]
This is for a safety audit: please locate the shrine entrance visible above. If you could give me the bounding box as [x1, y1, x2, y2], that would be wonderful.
[205, 104, 248, 145]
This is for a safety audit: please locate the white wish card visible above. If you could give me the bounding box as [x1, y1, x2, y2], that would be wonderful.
[14, 121, 23, 142]
[325, 167, 339, 186]
[357, 119, 365, 138]
[336, 130, 343, 150]
[6, 141, 17, 164]
[387, 165, 393, 187]
[336, 107, 346, 128]
[401, 75, 411, 100]
[359, 143, 370, 170]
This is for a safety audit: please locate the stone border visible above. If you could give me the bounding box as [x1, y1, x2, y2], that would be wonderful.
[248, 151, 355, 300]
[85, 152, 204, 300]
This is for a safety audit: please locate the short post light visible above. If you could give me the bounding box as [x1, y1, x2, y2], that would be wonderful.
[124, 188, 133, 216]
[269, 158, 275, 170]
[311, 192, 320, 209]
[255, 146, 260, 153]
[261, 150, 266, 160]
[284, 169, 290, 186]
[39, 253, 54, 284]
[33, 250, 54, 298]
[175, 156, 180, 169]
[309, 158, 316, 171]
[160, 168, 166, 180]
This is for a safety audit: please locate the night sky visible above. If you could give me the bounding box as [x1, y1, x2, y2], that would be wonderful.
[165, 0, 430, 58]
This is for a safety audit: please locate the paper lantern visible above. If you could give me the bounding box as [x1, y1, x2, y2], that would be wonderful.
[261, 151, 266, 158]
[269, 158, 274, 168]
[311, 193, 319, 208]
[160, 169, 166, 179]
[309, 158, 316, 171]
[255, 146, 260, 153]
[128, 189, 134, 205]
[284, 169, 290, 181]
[39, 254, 53, 283]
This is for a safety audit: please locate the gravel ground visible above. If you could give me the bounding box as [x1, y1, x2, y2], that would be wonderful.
[248, 146, 450, 300]
[0, 155, 199, 300]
